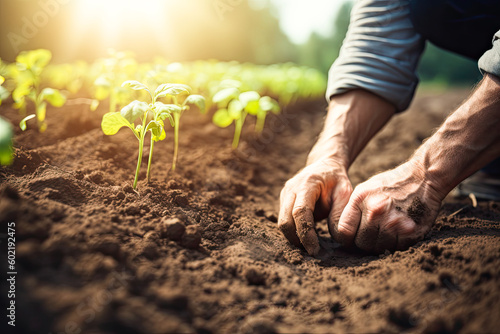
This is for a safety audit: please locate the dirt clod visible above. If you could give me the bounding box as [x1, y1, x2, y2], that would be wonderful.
[159, 217, 186, 241]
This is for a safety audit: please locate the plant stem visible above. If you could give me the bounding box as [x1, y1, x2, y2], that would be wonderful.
[255, 114, 265, 133]
[172, 112, 181, 171]
[232, 112, 247, 149]
[146, 137, 154, 182]
[133, 138, 144, 190]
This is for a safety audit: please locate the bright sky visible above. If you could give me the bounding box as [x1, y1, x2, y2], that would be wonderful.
[263, 0, 347, 44]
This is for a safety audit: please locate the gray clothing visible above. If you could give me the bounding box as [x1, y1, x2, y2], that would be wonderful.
[327, 0, 500, 111]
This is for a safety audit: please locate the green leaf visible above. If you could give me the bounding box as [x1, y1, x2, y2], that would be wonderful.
[239, 91, 260, 108]
[154, 102, 181, 116]
[228, 99, 243, 119]
[259, 96, 280, 114]
[0, 117, 13, 165]
[19, 114, 36, 131]
[184, 94, 206, 114]
[245, 100, 261, 115]
[122, 80, 150, 93]
[12, 84, 30, 103]
[16, 49, 51, 71]
[120, 100, 149, 123]
[212, 87, 239, 105]
[40, 88, 66, 107]
[146, 120, 166, 142]
[101, 112, 134, 136]
[212, 109, 233, 128]
[155, 83, 191, 99]
[0, 75, 4, 85]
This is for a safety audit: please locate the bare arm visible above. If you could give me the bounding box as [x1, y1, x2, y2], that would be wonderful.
[413, 74, 500, 196]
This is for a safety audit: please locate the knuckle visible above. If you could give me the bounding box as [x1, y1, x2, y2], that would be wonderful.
[365, 202, 388, 221]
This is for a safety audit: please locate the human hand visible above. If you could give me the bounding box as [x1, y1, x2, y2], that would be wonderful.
[278, 157, 353, 255]
[334, 161, 445, 253]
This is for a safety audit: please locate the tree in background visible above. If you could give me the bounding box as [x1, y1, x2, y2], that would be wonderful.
[297, 1, 353, 75]
[417, 43, 482, 86]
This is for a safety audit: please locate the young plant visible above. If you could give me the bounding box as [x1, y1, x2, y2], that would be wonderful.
[9, 49, 66, 132]
[101, 81, 205, 188]
[92, 51, 138, 114]
[212, 88, 279, 149]
[166, 86, 206, 171]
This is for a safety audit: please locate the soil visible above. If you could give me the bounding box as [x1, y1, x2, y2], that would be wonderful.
[1, 88, 499, 334]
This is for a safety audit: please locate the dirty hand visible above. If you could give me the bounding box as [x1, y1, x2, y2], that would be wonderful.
[278, 90, 396, 256]
[334, 161, 444, 253]
[278, 157, 353, 256]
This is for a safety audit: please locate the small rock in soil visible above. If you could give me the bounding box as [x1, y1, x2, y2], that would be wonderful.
[159, 217, 186, 241]
[181, 225, 202, 249]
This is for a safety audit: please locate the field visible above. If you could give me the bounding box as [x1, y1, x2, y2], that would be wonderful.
[1, 86, 499, 334]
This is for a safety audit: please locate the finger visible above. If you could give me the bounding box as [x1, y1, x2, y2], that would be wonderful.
[335, 195, 362, 247]
[292, 191, 321, 256]
[278, 190, 301, 246]
[374, 221, 399, 254]
[354, 213, 381, 253]
[354, 198, 390, 252]
[327, 178, 353, 239]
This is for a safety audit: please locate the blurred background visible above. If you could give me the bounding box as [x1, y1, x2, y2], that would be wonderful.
[0, 0, 481, 86]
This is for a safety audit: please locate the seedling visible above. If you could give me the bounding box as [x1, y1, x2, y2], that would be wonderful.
[212, 88, 279, 149]
[92, 51, 138, 114]
[167, 87, 206, 171]
[101, 80, 205, 189]
[9, 49, 66, 132]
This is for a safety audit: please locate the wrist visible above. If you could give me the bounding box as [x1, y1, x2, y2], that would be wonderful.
[406, 155, 449, 202]
[307, 89, 395, 169]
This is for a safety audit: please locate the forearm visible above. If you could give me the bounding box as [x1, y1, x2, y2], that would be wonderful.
[308, 89, 395, 169]
[411, 74, 500, 197]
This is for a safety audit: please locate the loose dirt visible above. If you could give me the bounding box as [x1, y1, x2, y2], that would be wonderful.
[1, 88, 499, 334]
